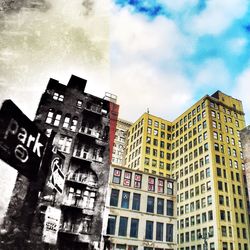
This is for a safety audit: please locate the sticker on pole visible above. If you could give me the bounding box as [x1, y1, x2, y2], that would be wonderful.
[49, 154, 65, 194]
[42, 206, 61, 245]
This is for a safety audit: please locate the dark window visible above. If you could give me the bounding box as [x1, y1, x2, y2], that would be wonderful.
[166, 224, 174, 242]
[147, 196, 155, 213]
[107, 215, 116, 235]
[157, 198, 164, 215]
[121, 191, 130, 209]
[132, 193, 141, 211]
[156, 222, 164, 241]
[110, 189, 119, 207]
[118, 217, 128, 236]
[146, 221, 153, 240]
[130, 218, 139, 238]
[167, 200, 174, 216]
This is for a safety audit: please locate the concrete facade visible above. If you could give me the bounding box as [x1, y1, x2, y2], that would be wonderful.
[105, 165, 177, 250]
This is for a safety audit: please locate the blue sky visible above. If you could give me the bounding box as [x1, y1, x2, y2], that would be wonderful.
[110, 0, 250, 124]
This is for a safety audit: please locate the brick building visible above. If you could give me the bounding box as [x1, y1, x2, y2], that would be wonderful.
[1, 75, 119, 250]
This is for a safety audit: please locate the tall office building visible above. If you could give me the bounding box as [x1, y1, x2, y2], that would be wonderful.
[25, 75, 118, 249]
[124, 91, 250, 250]
[112, 118, 132, 166]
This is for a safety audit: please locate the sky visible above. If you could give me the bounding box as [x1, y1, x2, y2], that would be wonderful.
[0, 0, 250, 219]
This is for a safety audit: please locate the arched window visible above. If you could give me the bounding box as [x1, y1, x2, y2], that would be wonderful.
[63, 114, 71, 128]
[54, 111, 62, 126]
[70, 117, 78, 131]
[45, 108, 54, 124]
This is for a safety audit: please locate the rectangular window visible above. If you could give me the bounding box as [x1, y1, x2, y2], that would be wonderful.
[107, 215, 116, 235]
[134, 173, 142, 188]
[45, 109, 54, 124]
[132, 193, 141, 211]
[158, 179, 164, 193]
[167, 200, 174, 216]
[121, 191, 130, 209]
[166, 224, 174, 242]
[156, 222, 164, 241]
[113, 169, 122, 184]
[146, 221, 154, 240]
[110, 189, 119, 207]
[58, 135, 72, 153]
[148, 177, 155, 191]
[123, 171, 132, 186]
[157, 198, 164, 215]
[118, 217, 128, 236]
[130, 218, 139, 238]
[167, 181, 174, 195]
[147, 196, 155, 213]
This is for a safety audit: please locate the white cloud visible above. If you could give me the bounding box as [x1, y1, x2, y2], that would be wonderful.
[194, 59, 231, 87]
[227, 38, 247, 54]
[188, 0, 248, 35]
[233, 68, 250, 124]
[111, 4, 195, 121]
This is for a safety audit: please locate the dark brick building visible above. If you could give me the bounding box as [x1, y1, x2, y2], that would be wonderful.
[1, 75, 119, 249]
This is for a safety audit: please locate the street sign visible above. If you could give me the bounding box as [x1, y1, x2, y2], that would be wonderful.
[0, 100, 48, 179]
[49, 151, 65, 194]
[42, 206, 61, 245]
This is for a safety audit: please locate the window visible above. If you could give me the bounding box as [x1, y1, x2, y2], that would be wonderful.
[118, 217, 128, 236]
[113, 169, 122, 184]
[58, 135, 72, 153]
[155, 198, 164, 215]
[130, 218, 139, 238]
[147, 196, 155, 213]
[53, 92, 64, 102]
[167, 181, 174, 195]
[63, 114, 71, 128]
[107, 215, 116, 235]
[70, 117, 78, 131]
[148, 177, 155, 191]
[54, 111, 62, 126]
[45, 109, 54, 124]
[123, 171, 132, 186]
[158, 179, 164, 193]
[134, 174, 142, 188]
[146, 221, 154, 240]
[131, 194, 140, 212]
[76, 100, 83, 108]
[166, 224, 174, 242]
[121, 191, 130, 209]
[167, 200, 174, 216]
[110, 189, 119, 206]
[156, 222, 164, 241]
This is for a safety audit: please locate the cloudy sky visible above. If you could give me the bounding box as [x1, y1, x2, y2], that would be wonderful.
[0, 0, 250, 218]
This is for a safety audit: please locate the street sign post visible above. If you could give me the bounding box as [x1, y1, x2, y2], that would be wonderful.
[0, 100, 48, 179]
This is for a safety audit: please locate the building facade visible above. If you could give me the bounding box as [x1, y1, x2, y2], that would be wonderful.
[240, 126, 250, 220]
[30, 75, 119, 249]
[123, 91, 250, 250]
[106, 165, 177, 250]
[112, 118, 132, 166]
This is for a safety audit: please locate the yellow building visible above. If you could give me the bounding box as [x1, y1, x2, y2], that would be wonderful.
[124, 91, 250, 250]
